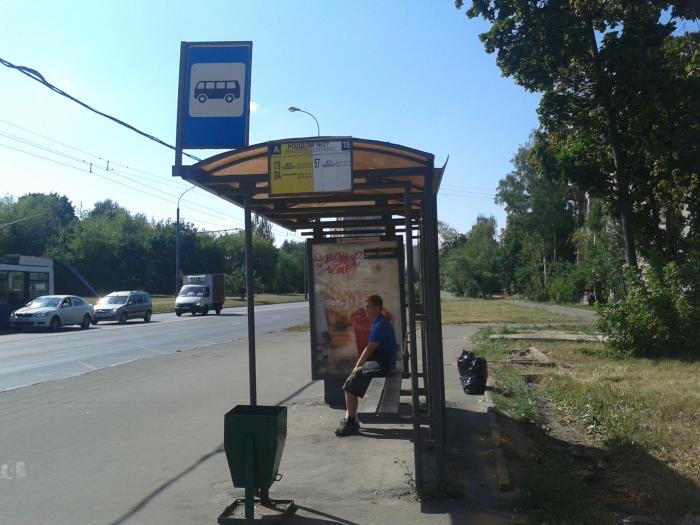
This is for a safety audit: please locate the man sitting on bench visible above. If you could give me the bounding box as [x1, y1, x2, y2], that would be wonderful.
[335, 294, 396, 437]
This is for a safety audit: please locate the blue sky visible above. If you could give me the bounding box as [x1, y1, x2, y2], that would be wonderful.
[0, 0, 540, 242]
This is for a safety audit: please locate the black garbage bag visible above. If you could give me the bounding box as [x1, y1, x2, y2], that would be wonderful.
[458, 353, 488, 395]
[457, 350, 476, 375]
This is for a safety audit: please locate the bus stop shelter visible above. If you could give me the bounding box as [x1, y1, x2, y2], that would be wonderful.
[175, 136, 447, 491]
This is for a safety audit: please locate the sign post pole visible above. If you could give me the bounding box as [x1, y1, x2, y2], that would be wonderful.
[244, 193, 257, 407]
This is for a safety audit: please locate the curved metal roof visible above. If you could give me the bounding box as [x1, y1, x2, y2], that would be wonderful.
[177, 136, 445, 232]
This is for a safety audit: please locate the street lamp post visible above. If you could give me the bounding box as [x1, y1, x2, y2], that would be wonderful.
[175, 185, 195, 294]
[288, 105, 320, 301]
[288, 106, 320, 136]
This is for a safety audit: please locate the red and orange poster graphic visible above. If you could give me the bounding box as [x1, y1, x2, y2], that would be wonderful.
[310, 240, 403, 377]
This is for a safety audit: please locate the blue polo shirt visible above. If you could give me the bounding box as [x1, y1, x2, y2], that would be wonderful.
[369, 314, 396, 371]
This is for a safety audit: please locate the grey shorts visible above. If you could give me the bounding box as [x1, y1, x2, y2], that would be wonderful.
[342, 368, 372, 398]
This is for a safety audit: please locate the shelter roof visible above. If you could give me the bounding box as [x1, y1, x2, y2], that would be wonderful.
[178, 137, 444, 232]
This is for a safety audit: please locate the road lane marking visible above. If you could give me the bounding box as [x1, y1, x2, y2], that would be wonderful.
[109, 359, 137, 367]
[76, 361, 97, 370]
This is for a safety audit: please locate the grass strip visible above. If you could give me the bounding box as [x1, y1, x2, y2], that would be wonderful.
[500, 338, 700, 519]
[492, 365, 540, 424]
[471, 327, 509, 361]
[441, 297, 583, 324]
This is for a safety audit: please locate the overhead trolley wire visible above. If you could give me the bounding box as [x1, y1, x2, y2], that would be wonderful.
[1, 139, 303, 240]
[0, 122, 189, 194]
[0, 56, 201, 162]
[0, 124, 239, 225]
[0, 119, 183, 187]
[0, 141, 184, 206]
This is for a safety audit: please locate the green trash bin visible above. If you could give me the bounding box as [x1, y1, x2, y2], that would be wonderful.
[224, 405, 287, 490]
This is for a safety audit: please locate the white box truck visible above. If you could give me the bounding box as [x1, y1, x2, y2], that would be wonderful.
[175, 274, 225, 316]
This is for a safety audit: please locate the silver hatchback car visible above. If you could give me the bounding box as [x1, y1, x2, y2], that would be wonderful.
[10, 295, 94, 331]
[93, 291, 152, 324]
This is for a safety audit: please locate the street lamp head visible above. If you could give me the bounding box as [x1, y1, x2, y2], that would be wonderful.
[288, 105, 320, 136]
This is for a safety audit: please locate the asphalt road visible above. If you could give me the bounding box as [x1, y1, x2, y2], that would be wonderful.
[0, 302, 309, 392]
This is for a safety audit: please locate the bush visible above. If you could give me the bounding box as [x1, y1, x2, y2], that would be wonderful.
[547, 262, 585, 304]
[596, 263, 699, 357]
[548, 276, 577, 304]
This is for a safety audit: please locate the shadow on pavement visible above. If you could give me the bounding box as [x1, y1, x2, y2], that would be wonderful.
[0, 326, 86, 334]
[107, 443, 225, 525]
[359, 427, 414, 440]
[107, 386, 318, 525]
[292, 505, 362, 525]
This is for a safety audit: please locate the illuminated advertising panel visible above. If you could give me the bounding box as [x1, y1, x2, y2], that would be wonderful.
[308, 239, 405, 380]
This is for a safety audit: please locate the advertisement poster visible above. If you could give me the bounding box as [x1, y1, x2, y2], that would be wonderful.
[309, 239, 404, 379]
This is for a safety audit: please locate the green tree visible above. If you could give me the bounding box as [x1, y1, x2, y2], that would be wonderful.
[66, 201, 160, 293]
[496, 143, 577, 299]
[225, 267, 262, 299]
[572, 198, 625, 304]
[273, 240, 305, 293]
[253, 215, 274, 241]
[438, 220, 465, 252]
[218, 231, 278, 293]
[442, 216, 502, 297]
[1, 193, 76, 257]
[458, 0, 700, 268]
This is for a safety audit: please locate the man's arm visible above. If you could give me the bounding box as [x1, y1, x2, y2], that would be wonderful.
[354, 341, 379, 371]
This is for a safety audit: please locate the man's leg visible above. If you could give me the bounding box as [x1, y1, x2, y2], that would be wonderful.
[345, 390, 359, 419]
[336, 371, 366, 436]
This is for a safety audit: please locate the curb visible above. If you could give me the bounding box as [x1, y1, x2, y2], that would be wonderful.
[485, 390, 513, 492]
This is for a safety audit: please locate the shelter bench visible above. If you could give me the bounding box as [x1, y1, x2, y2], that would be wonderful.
[357, 369, 403, 423]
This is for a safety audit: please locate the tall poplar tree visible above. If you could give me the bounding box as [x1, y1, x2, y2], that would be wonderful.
[457, 0, 699, 268]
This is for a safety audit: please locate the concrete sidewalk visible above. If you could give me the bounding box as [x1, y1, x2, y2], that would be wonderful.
[0, 326, 515, 524]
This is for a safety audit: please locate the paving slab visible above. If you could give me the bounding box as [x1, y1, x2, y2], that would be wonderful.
[502, 300, 596, 320]
[490, 330, 603, 342]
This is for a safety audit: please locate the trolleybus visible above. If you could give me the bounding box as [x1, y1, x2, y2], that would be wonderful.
[0, 255, 54, 327]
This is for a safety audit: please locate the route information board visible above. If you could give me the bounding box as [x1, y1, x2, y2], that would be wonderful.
[269, 139, 352, 195]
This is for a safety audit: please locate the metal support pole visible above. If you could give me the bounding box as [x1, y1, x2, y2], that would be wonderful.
[404, 187, 423, 490]
[173, 43, 189, 296]
[303, 241, 308, 300]
[244, 194, 257, 406]
[175, 186, 195, 294]
[419, 220, 430, 419]
[173, 44, 184, 295]
[175, 207, 180, 295]
[244, 435, 254, 521]
[422, 185, 446, 485]
[173, 42, 186, 178]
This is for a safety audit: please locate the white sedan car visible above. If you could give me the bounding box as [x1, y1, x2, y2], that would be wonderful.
[10, 295, 94, 331]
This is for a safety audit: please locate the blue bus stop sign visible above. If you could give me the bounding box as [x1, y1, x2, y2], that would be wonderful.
[176, 41, 252, 150]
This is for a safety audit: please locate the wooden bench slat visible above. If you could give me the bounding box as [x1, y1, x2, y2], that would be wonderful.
[358, 377, 387, 415]
[357, 346, 406, 423]
[377, 373, 401, 415]
[357, 371, 402, 423]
